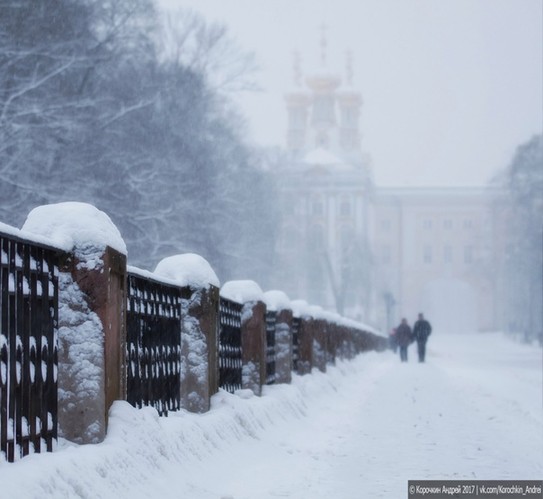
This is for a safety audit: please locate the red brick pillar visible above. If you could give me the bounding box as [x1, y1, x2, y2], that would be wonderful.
[297, 316, 314, 375]
[327, 321, 338, 365]
[312, 318, 327, 373]
[240, 301, 267, 395]
[59, 245, 126, 444]
[180, 284, 220, 412]
[274, 308, 293, 384]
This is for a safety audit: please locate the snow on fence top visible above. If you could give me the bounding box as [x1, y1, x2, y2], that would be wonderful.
[288, 299, 382, 335]
[9, 204, 383, 336]
[220, 280, 264, 304]
[0, 221, 63, 250]
[263, 290, 291, 312]
[21, 202, 127, 255]
[290, 299, 311, 318]
[340, 317, 381, 336]
[127, 265, 181, 288]
[154, 254, 220, 289]
[307, 304, 329, 321]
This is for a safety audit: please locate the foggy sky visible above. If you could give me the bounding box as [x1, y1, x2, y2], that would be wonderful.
[156, 0, 542, 187]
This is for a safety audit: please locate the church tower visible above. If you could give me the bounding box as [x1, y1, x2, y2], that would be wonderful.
[276, 30, 373, 318]
[284, 30, 363, 162]
[285, 53, 310, 153]
[337, 52, 363, 159]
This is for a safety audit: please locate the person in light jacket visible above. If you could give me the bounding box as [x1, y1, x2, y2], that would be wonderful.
[395, 318, 413, 362]
[413, 312, 432, 362]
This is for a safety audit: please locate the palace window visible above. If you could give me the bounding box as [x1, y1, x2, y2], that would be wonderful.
[444, 245, 453, 263]
[311, 199, 324, 217]
[341, 107, 357, 128]
[340, 225, 354, 256]
[340, 199, 351, 217]
[423, 219, 433, 230]
[290, 108, 306, 130]
[464, 245, 474, 264]
[312, 95, 335, 124]
[423, 245, 432, 264]
[382, 245, 391, 265]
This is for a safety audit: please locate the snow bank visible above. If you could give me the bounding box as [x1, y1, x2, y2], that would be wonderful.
[263, 290, 291, 312]
[21, 202, 127, 255]
[0, 354, 384, 499]
[2, 333, 539, 498]
[154, 253, 219, 289]
[220, 280, 263, 304]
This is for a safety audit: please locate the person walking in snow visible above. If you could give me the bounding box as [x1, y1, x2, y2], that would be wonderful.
[395, 318, 413, 362]
[413, 312, 432, 362]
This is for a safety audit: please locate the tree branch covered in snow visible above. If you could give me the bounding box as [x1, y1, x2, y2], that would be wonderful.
[0, 0, 277, 286]
[500, 134, 543, 341]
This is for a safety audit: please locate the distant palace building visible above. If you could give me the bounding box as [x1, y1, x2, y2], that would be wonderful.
[273, 43, 506, 333]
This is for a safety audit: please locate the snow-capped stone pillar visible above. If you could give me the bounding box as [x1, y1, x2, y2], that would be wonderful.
[264, 290, 293, 384]
[183, 285, 220, 410]
[71, 246, 127, 434]
[22, 203, 128, 444]
[221, 281, 266, 396]
[155, 254, 220, 413]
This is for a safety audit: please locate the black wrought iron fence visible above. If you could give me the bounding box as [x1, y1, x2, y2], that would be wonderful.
[126, 272, 183, 416]
[291, 317, 300, 372]
[0, 232, 60, 462]
[218, 297, 242, 393]
[265, 311, 276, 385]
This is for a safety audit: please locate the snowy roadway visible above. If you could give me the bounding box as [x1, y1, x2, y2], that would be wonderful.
[182, 333, 542, 499]
[2, 332, 542, 499]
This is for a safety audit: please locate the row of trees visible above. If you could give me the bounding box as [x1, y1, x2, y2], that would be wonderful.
[500, 134, 542, 342]
[0, 0, 278, 283]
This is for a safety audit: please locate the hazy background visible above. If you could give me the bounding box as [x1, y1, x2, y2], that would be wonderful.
[157, 0, 542, 186]
[0, 0, 541, 332]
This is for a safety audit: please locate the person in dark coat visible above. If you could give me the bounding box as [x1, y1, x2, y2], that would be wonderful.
[413, 312, 432, 362]
[395, 318, 413, 362]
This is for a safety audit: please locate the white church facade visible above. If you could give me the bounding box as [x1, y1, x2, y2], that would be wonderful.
[273, 50, 506, 333]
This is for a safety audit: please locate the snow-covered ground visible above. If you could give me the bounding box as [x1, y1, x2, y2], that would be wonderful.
[1, 332, 541, 499]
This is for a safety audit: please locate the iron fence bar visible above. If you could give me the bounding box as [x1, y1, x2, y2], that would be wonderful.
[8, 238, 17, 462]
[291, 317, 300, 372]
[0, 237, 8, 461]
[126, 272, 182, 416]
[265, 311, 276, 385]
[218, 297, 242, 393]
[0, 233, 60, 462]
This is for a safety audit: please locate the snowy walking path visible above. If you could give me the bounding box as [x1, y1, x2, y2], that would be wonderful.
[2, 332, 541, 499]
[181, 333, 542, 499]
